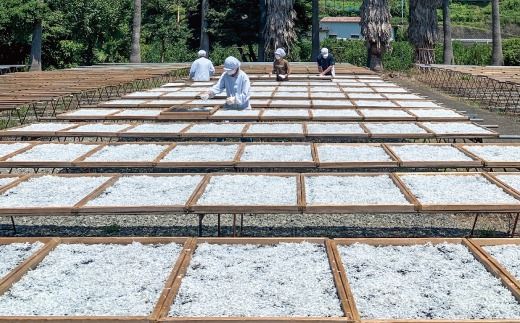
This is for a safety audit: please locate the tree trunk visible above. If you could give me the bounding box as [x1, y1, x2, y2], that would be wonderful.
[248, 44, 257, 62]
[258, 0, 266, 61]
[160, 38, 165, 63]
[200, 0, 210, 52]
[29, 20, 42, 71]
[130, 0, 142, 63]
[368, 44, 383, 72]
[311, 0, 320, 60]
[442, 0, 454, 65]
[414, 48, 435, 65]
[237, 47, 248, 62]
[408, 0, 440, 65]
[491, 0, 503, 66]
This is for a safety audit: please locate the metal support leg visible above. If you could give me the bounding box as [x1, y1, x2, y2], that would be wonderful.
[470, 213, 480, 237]
[232, 214, 237, 237]
[217, 214, 221, 237]
[511, 213, 520, 237]
[198, 214, 204, 237]
[10, 216, 16, 233]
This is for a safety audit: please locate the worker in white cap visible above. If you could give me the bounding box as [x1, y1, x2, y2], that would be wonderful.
[317, 47, 335, 76]
[202, 56, 251, 110]
[189, 49, 215, 82]
[271, 48, 291, 81]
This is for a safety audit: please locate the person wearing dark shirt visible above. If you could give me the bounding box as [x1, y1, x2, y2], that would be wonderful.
[316, 47, 335, 76]
[271, 48, 290, 81]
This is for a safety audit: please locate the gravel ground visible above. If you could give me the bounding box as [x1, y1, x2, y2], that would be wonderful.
[0, 212, 515, 238]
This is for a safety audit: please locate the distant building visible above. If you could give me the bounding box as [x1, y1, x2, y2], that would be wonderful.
[319, 17, 394, 41]
[320, 17, 362, 41]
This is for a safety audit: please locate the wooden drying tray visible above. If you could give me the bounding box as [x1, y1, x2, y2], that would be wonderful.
[468, 238, 520, 296]
[384, 143, 483, 168]
[259, 99, 312, 109]
[56, 108, 125, 120]
[0, 122, 498, 141]
[0, 123, 80, 137]
[118, 123, 191, 139]
[0, 173, 114, 216]
[457, 143, 520, 168]
[243, 123, 306, 139]
[71, 142, 172, 168]
[1, 142, 513, 171]
[187, 172, 303, 214]
[331, 237, 520, 323]
[405, 108, 469, 122]
[309, 109, 363, 121]
[209, 108, 264, 121]
[0, 236, 193, 323]
[314, 143, 399, 169]
[0, 237, 58, 295]
[487, 172, 520, 201]
[234, 142, 316, 168]
[356, 110, 417, 122]
[53, 107, 471, 123]
[393, 172, 520, 212]
[121, 92, 170, 99]
[363, 122, 434, 139]
[158, 105, 219, 120]
[57, 109, 168, 121]
[180, 123, 248, 139]
[75, 173, 208, 214]
[97, 100, 150, 108]
[0, 172, 518, 216]
[157, 237, 356, 323]
[259, 109, 312, 121]
[302, 173, 416, 214]
[305, 122, 369, 139]
[420, 122, 499, 139]
[53, 123, 135, 137]
[0, 141, 100, 168]
[154, 142, 239, 168]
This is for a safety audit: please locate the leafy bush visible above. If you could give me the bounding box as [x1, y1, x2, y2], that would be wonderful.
[321, 38, 367, 66]
[383, 41, 414, 71]
[208, 44, 242, 65]
[503, 38, 520, 66]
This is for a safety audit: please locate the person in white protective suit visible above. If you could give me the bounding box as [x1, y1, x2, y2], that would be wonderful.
[201, 56, 251, 110]
[189, 50, 215, 82]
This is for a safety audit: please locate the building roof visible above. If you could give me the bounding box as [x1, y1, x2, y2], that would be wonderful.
[320, 17, 361, 23]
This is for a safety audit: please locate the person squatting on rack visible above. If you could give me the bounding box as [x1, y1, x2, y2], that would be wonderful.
[271, 48, 291, 82]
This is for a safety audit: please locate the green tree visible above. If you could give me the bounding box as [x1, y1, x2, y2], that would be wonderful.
[205, 0, 260, 61]
[0, 0, 48, 65]
[142, 0, 196, 63]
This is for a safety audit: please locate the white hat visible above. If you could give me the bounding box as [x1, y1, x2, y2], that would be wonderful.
[321, 48, 329, 55]
[223, 56, 241, 71]
[197, 50, 207, 57]
[275, 48, 286, 57]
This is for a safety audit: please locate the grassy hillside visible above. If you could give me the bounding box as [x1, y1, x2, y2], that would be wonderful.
[319, 0, 520, 36]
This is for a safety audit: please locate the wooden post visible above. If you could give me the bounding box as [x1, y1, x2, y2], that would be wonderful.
[258, 0, 267, 61]
[311, 0, 320, 62]
[200, 0, 209, 52]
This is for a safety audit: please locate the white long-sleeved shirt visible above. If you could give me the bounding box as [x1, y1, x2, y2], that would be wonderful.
[189, 57, 215, 81]
[210, 70, 251, 110]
